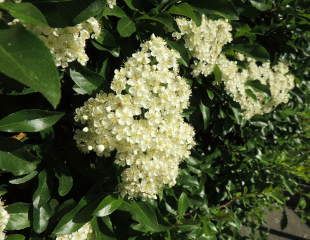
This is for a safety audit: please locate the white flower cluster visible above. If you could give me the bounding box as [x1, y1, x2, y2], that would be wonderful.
[0, 200, 9, 240]
[56, 223, 93, 240]
[27, 17, 101, 68]
[107, 0, 116, 8]
[174, 15, 294, 119]
[174, 15, 232, 77]
[74, 35, 195, 199]
[217, 54, 295, 118]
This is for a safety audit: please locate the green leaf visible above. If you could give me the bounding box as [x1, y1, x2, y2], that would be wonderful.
[6, 202, 30, 230]
[0, 109, 64, 132]
[117, 17, 136, 37]
[0, 138, 39, 176]
[91, 218, 116, 240]
[70, 67, 104, 95]
[213, 65, 222, 83]
[32, 170, 52, 233]
[52, 197, 88, 235]
[200, 102, 210, 130]
[102, 5, 127, 18]
[250, 0, 272, 11]
[137, 14, 177, 32]
[6, 234, 25, 240]
[0, 185, 7, 196]
[245, 80, 271, 96]
[93, 29, 120, 57]
[73, 0, 105, 23]
[94, 195, 123, 217]
[0, 2, 48, 26]
[123, 201, 168, 233]
[188, 0, 238, 20]
[178, 192, 189, 218]
[166, 40, 190, 67]
[168, 3, 200, 25]
[0, 27, 60, 107]
[9, 170, 38, 185]
[56, 171, 73, 197]
[245, 88, 257, 101]
[231, 43, 270, 61]
[123, 0, 140, 12]
[207, 90, 214, 100]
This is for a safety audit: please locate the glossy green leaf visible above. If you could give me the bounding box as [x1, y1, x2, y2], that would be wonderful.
[91, 217, 116, 240]
[0, 27, 60, 107]
[137, 14, 177, 32]
[102, 5, 127, 18]
[230, 43, 270, 61]
[124, 201, 168, 233]
[123, 0, 140, 12]
[93, 29, 120, 57]
[73, 0, 105, 23]
[245, 80, 271, 96]
[168, 3, 200, 25]
[200, 103, 210, 130]
[166, 40, 190, 67]
[94, 195, 123, 217]
[250, 0, 272, 11]
[117, 17, 136, 37]
[213, 65, 222, 83]
[52, 197, 88, 235]
[32, 171, 52, 233]
[6, 202, 30, 230]
[0, 138, 39, 176]
[56, 171, 73, 197]
[178, 192, 189, 218]
[188, 0, 238, 20]
[0, 2, 48, 26]
[9, 170, 38, 185]
[0, 109, 64, 132]
[70, 67, 104, 95]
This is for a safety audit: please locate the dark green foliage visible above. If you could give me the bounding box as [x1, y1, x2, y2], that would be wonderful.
[0, 0, 308, 239]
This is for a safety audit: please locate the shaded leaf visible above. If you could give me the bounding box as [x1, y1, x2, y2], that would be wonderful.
[0, 138, 39, 176]
[117, 17, 136, 37]
[230, 43, 270, 61]
[6, 202, 30, 230]
[0, 2, 48, 26]
[0, 27, 60, 107]
[178, 192, 189, 218]
[56, 170, 73, 197]
[73, 0, 105, 23]
[250, 0, 272, 11]
[200, 103, 210, 130]
[245, 80, 271, 96]
[168, 3, 200, 25]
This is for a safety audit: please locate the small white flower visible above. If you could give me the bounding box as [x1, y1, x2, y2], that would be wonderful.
[0, 200, 9, 240]
[56, 222, 93, 240]
[107, 0, 117, 8]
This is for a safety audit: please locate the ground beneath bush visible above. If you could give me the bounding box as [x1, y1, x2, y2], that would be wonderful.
[265, 207, 309, 240]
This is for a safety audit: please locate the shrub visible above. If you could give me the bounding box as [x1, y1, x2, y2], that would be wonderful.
[0, 0, 308, 239]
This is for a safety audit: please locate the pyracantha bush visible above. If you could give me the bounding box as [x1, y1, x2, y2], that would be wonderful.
[0, 0, 308, 239]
